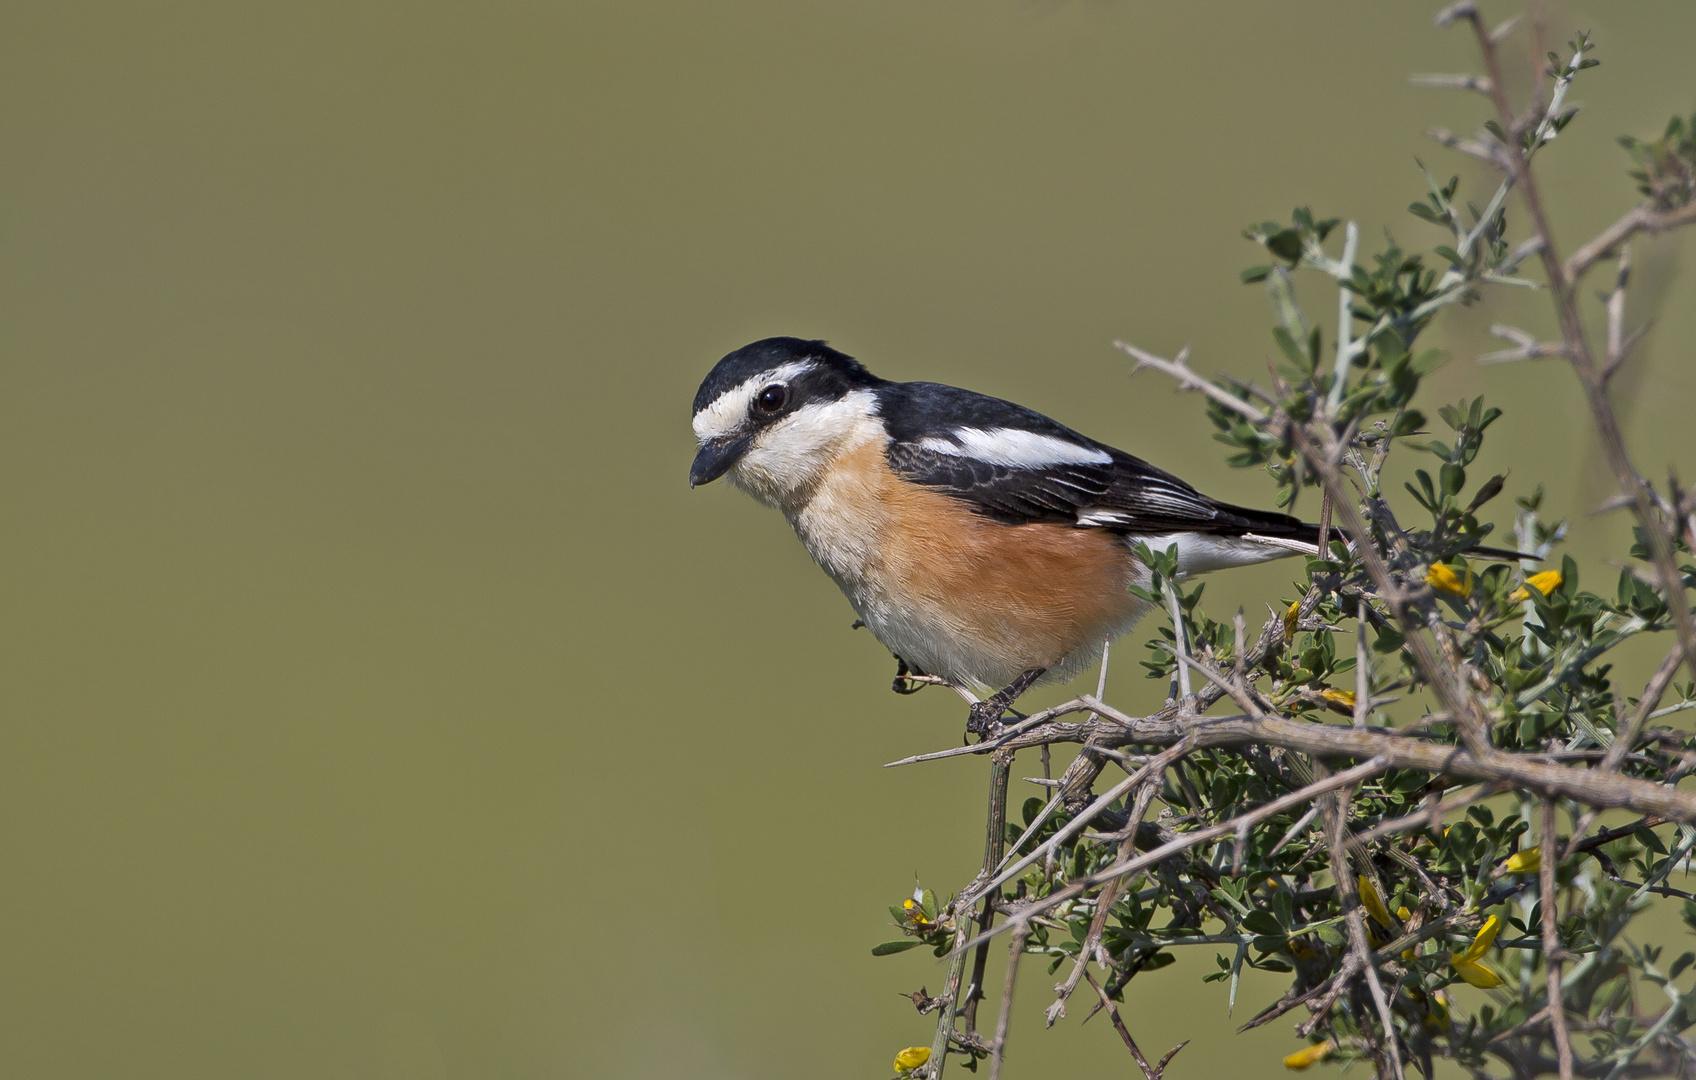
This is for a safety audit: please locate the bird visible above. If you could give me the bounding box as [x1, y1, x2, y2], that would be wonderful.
[688, 336, 1496, 733]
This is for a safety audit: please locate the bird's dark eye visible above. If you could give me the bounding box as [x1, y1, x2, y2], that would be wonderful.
[755, 384, 789, 413]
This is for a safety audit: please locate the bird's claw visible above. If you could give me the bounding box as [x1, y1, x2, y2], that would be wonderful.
[963, 667, 1045, 742]
[966, 698, 1008, 739]
[891, 657, 927, 695]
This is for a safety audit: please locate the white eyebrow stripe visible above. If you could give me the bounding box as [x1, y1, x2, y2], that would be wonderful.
[918, 427, 1113, 469]
[691, 360, 818, 441]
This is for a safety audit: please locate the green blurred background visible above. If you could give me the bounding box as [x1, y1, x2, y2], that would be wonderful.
[3, 2, 1693, 1077]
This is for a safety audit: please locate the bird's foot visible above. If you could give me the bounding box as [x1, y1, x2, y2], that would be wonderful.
[966, 699, 1009, 739]
[891, 657, 928, 696]
[964, 668, 1045, 741]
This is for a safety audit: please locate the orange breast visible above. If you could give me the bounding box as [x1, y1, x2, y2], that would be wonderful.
[793, 440, 1148, 685]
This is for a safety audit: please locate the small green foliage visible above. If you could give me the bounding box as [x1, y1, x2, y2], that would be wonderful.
[1619, 112, 1696, 209]
[875, 885, 956, 957]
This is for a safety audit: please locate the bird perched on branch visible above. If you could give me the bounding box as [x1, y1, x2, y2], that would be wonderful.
[688, 337, 1503, 733]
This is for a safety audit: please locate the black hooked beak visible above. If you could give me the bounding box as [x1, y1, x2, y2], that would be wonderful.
[689, 434, 753, 488]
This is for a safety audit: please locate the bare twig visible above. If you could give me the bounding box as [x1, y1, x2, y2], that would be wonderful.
[1477, 322, 1567, 364]
[1600, 645, 1686, 774]
[1603, 244, 1632, 380]
[1354, 613, 1371, 728]
[927, 752, 1014, 1079]
[1542, 800, 1575, 1080]
[884, 697, 1092, 767]
[1329, 221, 1361, 411]
[916, 692, 1696, 820]
[1425, 126, 1508, 166]
[963, 749, 1020, 1038]
[1082, 969, 1186, 1080]
[1165, 581, 1193, 703]
[1409, 72, 1494, 95]
[1268, 802, 1323, 859]
[1117, 341, 1268, 423]
[985, 926, 1028, 1080]
[1565, 201, 1696, 284]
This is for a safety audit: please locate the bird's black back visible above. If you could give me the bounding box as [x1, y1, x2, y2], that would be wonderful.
[874, 379, 1314, 540]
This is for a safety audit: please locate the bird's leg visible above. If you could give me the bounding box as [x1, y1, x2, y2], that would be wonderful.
[891, 656, 927, 696]
[967, 667, 1046, 738]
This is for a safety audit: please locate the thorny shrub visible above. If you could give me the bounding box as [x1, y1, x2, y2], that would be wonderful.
[875, 8, 1696, 1080]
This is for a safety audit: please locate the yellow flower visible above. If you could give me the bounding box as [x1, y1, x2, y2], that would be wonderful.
[1427, 989, 1452, 1028]
[1357, 875, 1394, 930]
[1449, 914, 1505, 987]
[1426, 562, 1471, 598]
[893, 1046, 931, 1074]
[1462, 914, 1501, 958]
[1452, 958, 1505, 988]
[1397, 907, 1418, 961]
[1320, 688, 1357, 713]
[1284, 1040, 1336, 1070]
[1283, 601, 1301, 644]
[1501, 849, 1541, 874]
[1508, 570, 1563, 603]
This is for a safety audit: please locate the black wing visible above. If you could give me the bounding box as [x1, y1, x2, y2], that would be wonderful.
[877, 381, 1312, 539]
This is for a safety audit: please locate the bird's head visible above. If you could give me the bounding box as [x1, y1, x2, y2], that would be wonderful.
[689, 337, 885, 507]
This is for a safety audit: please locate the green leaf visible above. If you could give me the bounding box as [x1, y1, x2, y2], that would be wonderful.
[1392, 410, 1427, 436]
[1412, 349, 1449, 376]
[1672, 952, 1695, 980]
[1242, 910, 1283, 935]
[1272, 327, 1308, 370]
[1466, 474, 1506, 513]
[1265, 228, 1304, 263]
[1440, 463, 1467, 498]
[872, 940, 923, 956]
[1241, 265, 1272, 284]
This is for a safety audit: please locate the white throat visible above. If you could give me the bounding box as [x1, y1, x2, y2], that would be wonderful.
[726, 389, 884, 509]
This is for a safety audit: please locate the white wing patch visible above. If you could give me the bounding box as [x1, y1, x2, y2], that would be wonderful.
[692, 360, 818, 441]
[918, 427, 1113, 469]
